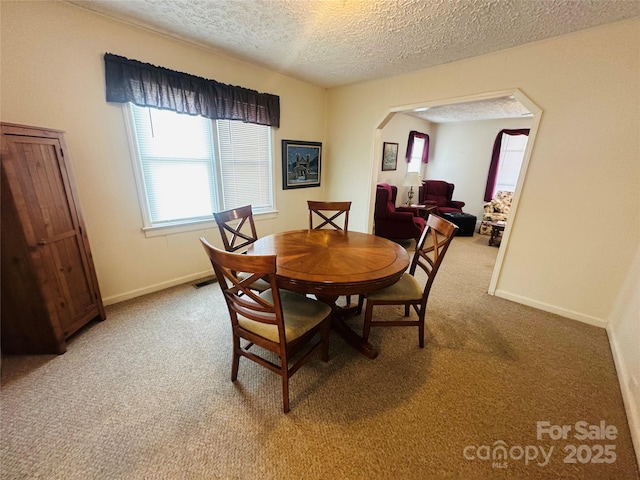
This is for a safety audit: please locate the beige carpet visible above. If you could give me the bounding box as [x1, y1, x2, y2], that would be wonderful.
[1, 235, 638, 479]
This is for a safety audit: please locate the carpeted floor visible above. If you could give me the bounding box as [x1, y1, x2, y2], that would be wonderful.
[1, 235, 638, 479]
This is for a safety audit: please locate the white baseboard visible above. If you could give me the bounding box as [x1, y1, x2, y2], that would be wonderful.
[102, 270, 213, 306]
[606, 324, 640, 471]
[493, 289, 608, 328]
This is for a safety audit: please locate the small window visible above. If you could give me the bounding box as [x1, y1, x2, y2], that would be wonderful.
[494, 133, 528, 194]
[127, 105, 274, 230]
[406, 130, 429, 173]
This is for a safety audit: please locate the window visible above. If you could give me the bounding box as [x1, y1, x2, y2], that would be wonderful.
[406, 130, 429, 173]
[494, 133, 528, 195]
[127, 105, 273, 230]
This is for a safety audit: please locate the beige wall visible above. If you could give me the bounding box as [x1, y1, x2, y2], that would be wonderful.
[1, 1, 327, 304]
[327, 18, 639, 328]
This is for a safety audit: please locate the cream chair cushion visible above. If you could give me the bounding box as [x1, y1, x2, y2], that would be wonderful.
[237, 289, 331, 343]
[365, 273, 423, 302]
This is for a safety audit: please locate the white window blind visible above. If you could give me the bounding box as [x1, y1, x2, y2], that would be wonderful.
[216, 120, 272, 213]
[128, 105, 273, 229]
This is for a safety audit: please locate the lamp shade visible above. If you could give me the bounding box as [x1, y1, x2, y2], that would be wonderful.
[403, 172, 422, 187]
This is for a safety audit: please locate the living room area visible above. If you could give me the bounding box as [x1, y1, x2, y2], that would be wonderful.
[375, 98, 532, 251]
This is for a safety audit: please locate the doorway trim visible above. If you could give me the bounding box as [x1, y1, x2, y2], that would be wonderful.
[373, 88, 543, 295]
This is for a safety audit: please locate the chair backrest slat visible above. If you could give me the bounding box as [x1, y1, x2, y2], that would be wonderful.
[308, 201, 351, 230]
[213, 205, 259, 252]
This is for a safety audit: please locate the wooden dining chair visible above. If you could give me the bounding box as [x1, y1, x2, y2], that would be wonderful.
[359, 215, 458, 348]
[308, 201, 351, 230]
[213, 205, 269, 292]
[200, 237, 332, 413]
[307, 200, 355, 305]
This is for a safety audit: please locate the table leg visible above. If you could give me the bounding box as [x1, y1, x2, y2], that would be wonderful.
[316, 294, 378, 359]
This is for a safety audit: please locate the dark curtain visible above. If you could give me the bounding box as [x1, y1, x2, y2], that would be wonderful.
[405, 131, 430, 163]
[483, 129, 529, 201]
[104, 53, 280, 127]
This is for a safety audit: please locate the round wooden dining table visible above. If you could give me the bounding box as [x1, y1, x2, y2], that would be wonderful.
[246, 229, 410, 358]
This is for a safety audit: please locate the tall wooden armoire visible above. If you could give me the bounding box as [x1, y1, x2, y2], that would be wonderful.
[1, 123, 105, 354]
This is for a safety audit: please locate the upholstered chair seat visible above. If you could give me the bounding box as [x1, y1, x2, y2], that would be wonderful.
[365, 273, 423, 302]
[237, 289, 331, 343]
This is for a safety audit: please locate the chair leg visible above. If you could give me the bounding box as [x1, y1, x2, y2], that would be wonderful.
[231, 338, 240, 381]
[362, 303, 374, 341]
[357, 295, 365, 314]
[404, 304, 410, 316]
[321, 321, 330, 362]
[418, 309, 425, 348]
[282, 374, 290, 413]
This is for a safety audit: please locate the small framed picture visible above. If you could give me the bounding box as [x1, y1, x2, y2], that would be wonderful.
[282, 140, 322, 189]
[382, 142, 398, 171]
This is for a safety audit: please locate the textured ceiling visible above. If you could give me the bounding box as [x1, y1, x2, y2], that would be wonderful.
[70, 0, 639, 89]
[408, 95, 533, 123]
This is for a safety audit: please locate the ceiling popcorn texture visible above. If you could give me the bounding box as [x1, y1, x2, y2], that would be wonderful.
[69, 0, 640, 88]
[411, 96, 533, 123]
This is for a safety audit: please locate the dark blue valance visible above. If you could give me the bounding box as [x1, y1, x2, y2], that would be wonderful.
[104, 53, 280, 127]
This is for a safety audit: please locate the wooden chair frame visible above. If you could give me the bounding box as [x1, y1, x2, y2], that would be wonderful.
[308, 201, 351, 230]
[361, 215, 458, 348]
[200, 237, 331, 413]
[213, 205, 258, 253]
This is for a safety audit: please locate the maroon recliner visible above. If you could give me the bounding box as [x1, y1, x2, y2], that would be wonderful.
[374, 183, 425, 242]
[418, 180, 465, 216]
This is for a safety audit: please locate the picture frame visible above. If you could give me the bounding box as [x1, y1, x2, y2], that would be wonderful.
[382, 142, 398, 171]
[282, 140, 322, 189]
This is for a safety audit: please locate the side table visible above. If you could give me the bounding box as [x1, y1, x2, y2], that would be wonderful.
[409, 203, 437, 219]
[489, 222, 506, 246]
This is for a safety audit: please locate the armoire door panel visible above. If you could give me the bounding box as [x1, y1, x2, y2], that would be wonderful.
[9, 138, 76, 243]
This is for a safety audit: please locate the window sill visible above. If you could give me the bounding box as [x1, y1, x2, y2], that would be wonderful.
[141, 210, 278, 238]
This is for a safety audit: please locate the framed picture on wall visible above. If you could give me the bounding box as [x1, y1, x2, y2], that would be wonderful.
[282, 140, 322, 189]
[382, 142, 398, 171]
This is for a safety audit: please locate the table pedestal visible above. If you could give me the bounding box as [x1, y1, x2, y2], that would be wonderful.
[317, 294, 378, 359]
